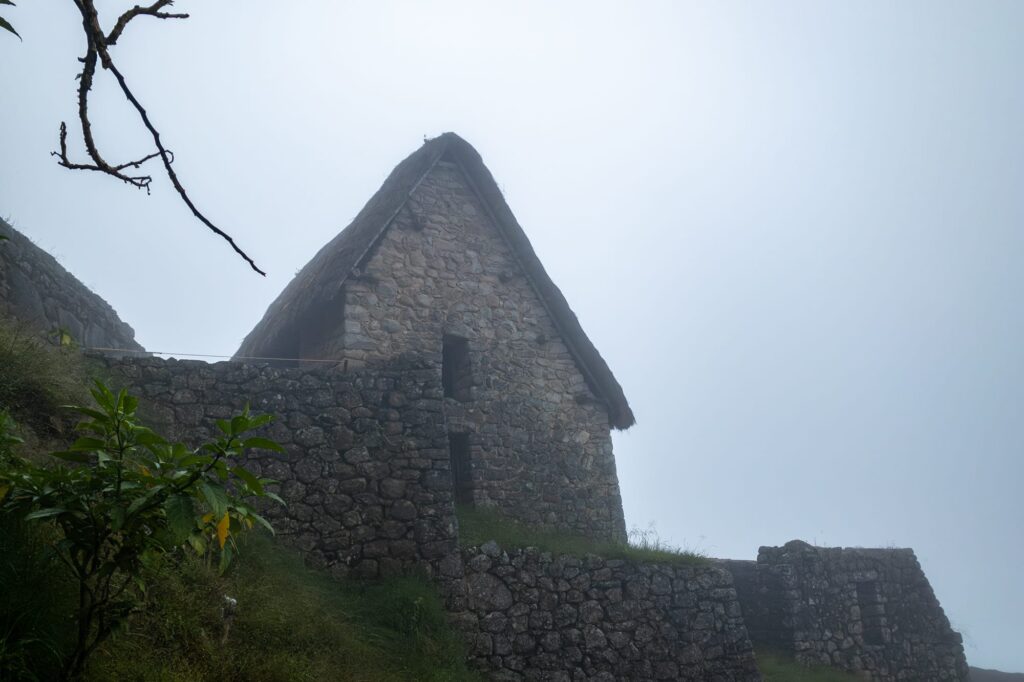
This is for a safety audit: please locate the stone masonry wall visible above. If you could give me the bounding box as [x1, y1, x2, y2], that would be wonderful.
[296, 160, 626, 542]
[0, 220, 142, 351]
[722, 540, 969, 681]
[452, 543, 762, 681]
[100, 355, 458, 579]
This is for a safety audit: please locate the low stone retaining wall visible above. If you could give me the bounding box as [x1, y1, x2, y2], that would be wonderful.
[452, 543, 762, 681]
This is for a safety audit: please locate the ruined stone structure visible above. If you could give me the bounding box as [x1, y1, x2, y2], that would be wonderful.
[237, 133, 632, 543]
[720, 541, 970, 681]
[2, 135, 973, 680]
[0, 219, 142, 351]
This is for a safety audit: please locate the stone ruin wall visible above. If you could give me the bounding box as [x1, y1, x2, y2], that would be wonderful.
[0, 220, 142, 351]
[100, 355, 767, 681]
[291, 160, 627, 543]
[452, 543, 761, 682]
[719, 540, 970, 681]
[100, 356, 459, 579]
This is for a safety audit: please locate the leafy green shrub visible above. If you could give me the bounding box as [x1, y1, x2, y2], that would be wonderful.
[456, 505, 706, 566]
[0, 383, 285, 679]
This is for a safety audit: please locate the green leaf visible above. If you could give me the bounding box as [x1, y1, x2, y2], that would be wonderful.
[90, 381, 116, 410]
[249, 511, 274, 534]
[69, 406, 110, 422]
[179, 453, 213, 467]
[126, 485, 164, 516]
[247, 413, 273, 429]
[264, 491, 286, 507]
[50, 450, 90, 464]
[69, 436, 107, 451]
[198, 481, 228, 518]
[231, 465, 263, 495]
[164, 494, 195, 544]
[133, 429, 166, 447]
[25, 507, 67, 521]
[0, 2, 18, 7]
[0, 16, 20, 40]
[241, 437, 285, 453]
[187, 533, 207, 555]
[218, 540, 234, 575]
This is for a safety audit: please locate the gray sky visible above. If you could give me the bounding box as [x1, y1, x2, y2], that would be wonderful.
[2, 0, 1022, 671]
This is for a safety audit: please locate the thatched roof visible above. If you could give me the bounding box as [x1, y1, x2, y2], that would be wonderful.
[236, 133, 635, 429]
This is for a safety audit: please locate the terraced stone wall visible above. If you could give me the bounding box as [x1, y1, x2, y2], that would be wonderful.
[100, 355, 458, 579]
[452, 543, 762, 681]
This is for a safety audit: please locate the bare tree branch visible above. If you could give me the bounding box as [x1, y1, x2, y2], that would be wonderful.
[107, 1, 188, 46]
[54, 0, 266, 276]
[51, 121, 160, 187]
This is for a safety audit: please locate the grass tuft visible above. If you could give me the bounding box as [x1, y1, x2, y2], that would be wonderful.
[456, 505, 706, 566]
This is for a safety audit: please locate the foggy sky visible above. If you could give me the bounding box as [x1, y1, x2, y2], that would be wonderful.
[2, 1, 1021, 671]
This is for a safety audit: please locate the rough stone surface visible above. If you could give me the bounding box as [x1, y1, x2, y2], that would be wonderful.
[294, 161, 627, 542]
[0, 220, 142, 351]
[456, 545, 762, 681]
[100, 355, 458, 578]
[719, 540, 969, 681]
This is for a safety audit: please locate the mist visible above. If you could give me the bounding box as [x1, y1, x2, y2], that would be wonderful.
[1, 0, 1021, 671]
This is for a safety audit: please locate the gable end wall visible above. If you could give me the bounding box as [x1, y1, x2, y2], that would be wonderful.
[300, 161, 627, 542]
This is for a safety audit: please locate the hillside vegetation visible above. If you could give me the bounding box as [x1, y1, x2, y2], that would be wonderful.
[3, 526, 479, 682]
[0, 315, 478, 681]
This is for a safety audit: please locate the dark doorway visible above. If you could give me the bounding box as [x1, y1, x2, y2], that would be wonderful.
[449, 432, 473, 505]
[442, 335, 472, 401]
[857, 581, 886, 645]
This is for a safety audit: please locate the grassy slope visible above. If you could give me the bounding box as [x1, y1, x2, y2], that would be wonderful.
[87, 535, 480, 682]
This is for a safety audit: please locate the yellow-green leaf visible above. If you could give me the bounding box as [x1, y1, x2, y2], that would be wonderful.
[216, 512, 230, 549]
[0, 484, 9, 502]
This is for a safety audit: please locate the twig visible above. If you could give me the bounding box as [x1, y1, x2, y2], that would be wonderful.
[53, 0, 265, 275]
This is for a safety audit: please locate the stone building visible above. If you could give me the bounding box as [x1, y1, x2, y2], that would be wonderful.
[236, 133, 633, 542]
[2, 136, 973, 680]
